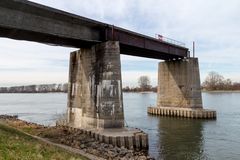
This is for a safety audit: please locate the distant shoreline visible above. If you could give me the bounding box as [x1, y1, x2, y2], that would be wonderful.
[0, 92, 67, 94]
[123, 91, 156, 93]
[202, 90, 240, 93]
[0, 83, 68, 93]
[1, 90, 240, 94]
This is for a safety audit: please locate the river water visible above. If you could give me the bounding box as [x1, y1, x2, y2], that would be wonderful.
[0, 92, 240, 160]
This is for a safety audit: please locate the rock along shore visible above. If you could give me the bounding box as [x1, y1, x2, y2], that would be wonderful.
[0, 115, 154, 160]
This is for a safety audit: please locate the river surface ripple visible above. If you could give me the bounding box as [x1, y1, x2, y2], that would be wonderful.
[0, 92, 240, 160]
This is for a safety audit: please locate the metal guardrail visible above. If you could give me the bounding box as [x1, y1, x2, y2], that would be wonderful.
[155, 34, 185, 47]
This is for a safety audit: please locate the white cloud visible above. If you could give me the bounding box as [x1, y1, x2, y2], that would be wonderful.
[0, 38, 74, 86]
[0, 0, 240, 86]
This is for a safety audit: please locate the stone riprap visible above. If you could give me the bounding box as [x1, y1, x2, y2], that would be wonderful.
[60, 126, 149, 150]
[0, 115, 152, 160]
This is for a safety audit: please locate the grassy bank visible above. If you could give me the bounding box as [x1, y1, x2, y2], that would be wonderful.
[0, 123, 87, 160]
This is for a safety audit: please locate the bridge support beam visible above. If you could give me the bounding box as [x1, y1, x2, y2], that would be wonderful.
[67, 41, 124, 129]
[148, 58, 216, 119]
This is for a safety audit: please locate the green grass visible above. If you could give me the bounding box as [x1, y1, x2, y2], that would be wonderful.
[0, 123, 88, 160]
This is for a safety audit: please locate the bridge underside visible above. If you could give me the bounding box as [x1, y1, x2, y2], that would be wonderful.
[0, 0, 216, 124]
[0, 0, 188, 60]
[67, 41, 216, 130]
[0, 0, 217, 151]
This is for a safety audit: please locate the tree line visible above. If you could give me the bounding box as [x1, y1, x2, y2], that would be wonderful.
[202, 71, 240, 91]
[1, 72, 237, 93]
[0, 83, 68, 93]
[123, 72, 240, 92]
[122, 76, 157, 92]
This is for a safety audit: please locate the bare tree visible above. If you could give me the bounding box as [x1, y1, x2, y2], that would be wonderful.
[224, 78, 232, 90]
[138, 76, 151, 91]
[201, 71, 240, 91]
[202, 71, 224, 90]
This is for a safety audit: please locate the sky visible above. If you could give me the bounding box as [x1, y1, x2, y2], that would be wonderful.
[0, 0, 240, 87]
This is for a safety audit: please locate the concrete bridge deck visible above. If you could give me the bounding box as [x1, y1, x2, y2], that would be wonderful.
[0, 0, 188, 60]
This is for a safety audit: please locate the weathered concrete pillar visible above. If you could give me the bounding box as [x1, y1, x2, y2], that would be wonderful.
[157, 58, 202, 108]
[67, 41, 124, 129]
[148, 58, 216, 119]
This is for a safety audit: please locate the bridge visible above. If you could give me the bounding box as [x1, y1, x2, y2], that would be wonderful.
[0, 0, 188, 60]
[0, 0, 216, 150]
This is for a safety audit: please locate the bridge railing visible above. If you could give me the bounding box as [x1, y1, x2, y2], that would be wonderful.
[155, 34, 185, 47]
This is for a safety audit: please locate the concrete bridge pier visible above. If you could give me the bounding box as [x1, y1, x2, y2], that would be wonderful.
[67, 41, 124, 129]
[148, 58, 216, 119]
[66, 41, 148, 149]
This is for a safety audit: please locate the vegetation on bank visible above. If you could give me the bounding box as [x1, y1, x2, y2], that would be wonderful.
[0, 116, 151, 160]
[1, 72, 239, 93]
[202, 71, 240, 91]
[123, 72, 240, 92]
[0, 123, 87, 160]
[122, 86, 157, 92]
[0, 83, 68, 93]
[123, 75, 157, 92]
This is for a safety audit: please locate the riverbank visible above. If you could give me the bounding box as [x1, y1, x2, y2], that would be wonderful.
[124, 90, 240, 93]
[202, 90, 240, 93]
[0, 115, 152, 160]
[0, 121, 87, 159]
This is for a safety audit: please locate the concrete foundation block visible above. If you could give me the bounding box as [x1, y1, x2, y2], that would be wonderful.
[148, 107, 216, 119]
[111, 136, 117, 146]
[151, 58, 217, 119]
[134, 135, 141, 149]
[99, 135, 104, 142]
[116, 136, 121, 147]
[126, 136, 134, 149]
[68, 127, 149, 150]
[104, 136, 110, 144]
[119, 137, 125, 147]
[63, 125, 149, 150]
[141, 134, 148, 149]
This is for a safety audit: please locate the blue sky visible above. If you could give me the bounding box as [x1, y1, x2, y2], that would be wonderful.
[0, 0, 240, 87]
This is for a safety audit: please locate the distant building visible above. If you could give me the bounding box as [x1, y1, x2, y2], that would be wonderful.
[0, 83, 68, 93]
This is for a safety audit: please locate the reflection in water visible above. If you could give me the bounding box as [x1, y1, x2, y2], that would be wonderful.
[158, 117, 206, 160]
